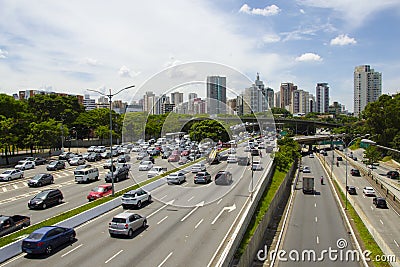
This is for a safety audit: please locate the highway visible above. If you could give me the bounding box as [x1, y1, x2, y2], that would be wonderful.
[277, 154, 360, 267]
[0, 143, 274, 266]
[326, 149, 400, 263]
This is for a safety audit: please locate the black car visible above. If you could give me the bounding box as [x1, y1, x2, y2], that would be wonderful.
[373, 197, 388, 208]
[117, 154, 131, 163]
[28, 189, 63, 209]
[350, 169, 361, 176]
[58, 152, 74, 160]
[336, 156, 343, 161]
[87, 152, 101, 162]
[238, 156, 250, 166]
[387, 171, 399, 179]
[34, 157, 48, 165]
[215, 170, 233, 185]
[346, 185, 357, 195]
[46, 160, 66, 171]
[250, 149, 260, 157]
[28, 173, 54, 187]
[105, 166, 129, 182]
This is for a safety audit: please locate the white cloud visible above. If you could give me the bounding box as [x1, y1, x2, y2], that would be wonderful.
[118, 66, 140, 78]
[239, 4, 281, 16]
[262, 33, 281, 43]
[82, 57, 100, 66]
[330, 34, 357, 46]
[0, 49, 8, 59]
[298, 0, 400, 28]
[295, 53, 322, 62]
[300, 9, 306, 14]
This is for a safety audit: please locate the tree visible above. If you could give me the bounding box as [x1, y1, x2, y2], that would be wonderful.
[189, 120, 230, 143]
[364, 146, 381, 165]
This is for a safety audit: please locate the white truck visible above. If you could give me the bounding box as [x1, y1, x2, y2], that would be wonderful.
[147, 166, 167, 178]
[303, 176, 314, 194]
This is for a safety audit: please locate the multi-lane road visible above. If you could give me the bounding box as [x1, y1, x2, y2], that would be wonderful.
[0, 143, 274, 266]
[277, 155, 360, 267]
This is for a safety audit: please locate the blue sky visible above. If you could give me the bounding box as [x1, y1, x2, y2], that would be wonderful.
[1, 0, 400, 112]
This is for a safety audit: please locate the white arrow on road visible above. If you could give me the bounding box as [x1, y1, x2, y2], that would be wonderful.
[211, 204, 236, 225]
[181, 201, 205, 222]
[148, 199, 175, 219]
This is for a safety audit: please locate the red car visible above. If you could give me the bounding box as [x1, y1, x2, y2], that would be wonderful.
[168, 154, 180, 162]
[87, 184, 113, 201]
[181, 150, 190, 156]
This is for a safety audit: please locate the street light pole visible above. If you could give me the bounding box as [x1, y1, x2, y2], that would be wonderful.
[251, 153, 254, 201]
[87, 85, 135, 196]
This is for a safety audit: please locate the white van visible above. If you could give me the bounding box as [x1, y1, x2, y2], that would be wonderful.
[74, 167, 99, 183]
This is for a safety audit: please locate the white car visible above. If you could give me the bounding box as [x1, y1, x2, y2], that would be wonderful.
[309, 153, 314, 158]
[191, 163, 206, 173]
[69, 157, 86, 166]
[0, 169, 24, 181]
[166, 172, 186, 184]
[363, 187, 376, 196]
[251, 161, 263, 171]
[139, 161, 153, 171]
[15, 160, 35, 170]
[302, 166, 311, 173]
[147, 166, 167, 178]
[227, 155, 238, 163]
[121, 189, 151, 209]
[228, 148, 236, 154]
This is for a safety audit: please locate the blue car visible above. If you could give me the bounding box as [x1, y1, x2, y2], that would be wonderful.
[22, 226, 76, 255]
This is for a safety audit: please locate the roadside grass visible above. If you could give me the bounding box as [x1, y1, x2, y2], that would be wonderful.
[381, 156, 392, 162]
[0, 156, 206, 248]
[332, 180, 391, 267]
[235, 168, 286, 257]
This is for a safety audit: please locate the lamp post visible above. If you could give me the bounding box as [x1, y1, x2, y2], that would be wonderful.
[87, 85, 135, 196]
[361, 139, 400, 154]
[330, 136, 334, 179]
[250, 153, 254, 201]
[72, 127, 78, 154]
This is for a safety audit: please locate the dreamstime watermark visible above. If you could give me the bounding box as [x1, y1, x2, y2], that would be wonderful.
[257, 238, 396, 263]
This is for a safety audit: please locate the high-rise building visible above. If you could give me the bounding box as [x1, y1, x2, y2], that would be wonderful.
[266, 88, 274, 109]
[290, 90, 309, 114]
[171, 92, 183, 106]
[226, 98, 237, 114]
[156, 94, 170, 115]
[309, 94, 316, 113]
[207, 76, 226, 114]
[162, 103, 175, 114]
[143, 91, 157, 114]
[83, 94, 96, 111]
[193, 98, 207, 114]
[188, 93, 198, 114]
[280, 83, 297, 109]
[316, 83, 329, 113]
[274, 91, 280, 108]
[354, 65, 382, 117]
[243, 73, 269, 114]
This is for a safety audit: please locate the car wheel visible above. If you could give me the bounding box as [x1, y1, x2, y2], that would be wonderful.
[137, 201, 142, 208]
[69, 234, 75, 242]
[142, 220, 147, 228]
[7, 177, 11, 181]
[58, 198, 62, 204]
[128, 229, 133, 238]
[148, 195, 152, 202]
[38, 182, 42, 187]
[42, 203, 47, 209]
[45, 245, 53, 255]
[110, 233, 116, 238]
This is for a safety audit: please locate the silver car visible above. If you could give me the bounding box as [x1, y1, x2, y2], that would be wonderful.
[108, 212, 147, 237]
[166, 172, 186, 185]
[0, 169, 24, 181]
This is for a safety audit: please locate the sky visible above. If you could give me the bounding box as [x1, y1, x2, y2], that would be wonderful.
[1, 0, 400, 112]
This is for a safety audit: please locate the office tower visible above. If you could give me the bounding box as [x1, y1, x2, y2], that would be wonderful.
[193, 98, 207, 114]
[280, 82, 297, 109]
[171, 92, 183, 106]
[316, 83, 329, 113]
[354, 65, 382, 117]
[274, 91, 280, 108]
[143, 91, 157, 114]
[309, 94, 316, 113]
[226, 98, 237, 114]
[188, 93, 198, 114]
[266, 88, 274, 109]
[243, 73, 269, 114]
[207, 76, 226, 114]
[156, 94, 170, 115]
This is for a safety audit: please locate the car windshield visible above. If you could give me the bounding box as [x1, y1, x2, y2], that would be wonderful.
[49, 161, 58, 165]
[92, 187, 105, 192]
[123, 193, 136, 198]
[2, 170, 12, 174]
[34, 191, 49, 199]
[27, 233, 44, 240]
[31, 174, 44, 180]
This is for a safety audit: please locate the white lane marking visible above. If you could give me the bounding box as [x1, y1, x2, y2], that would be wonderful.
[217, 199, 222, 205]
[370, 206, 373, 210]
[13, 185, 18, 189]
[211, 204, 236, 225]
[23, 182, 28, 187]
[187, 196, 194, 202]
[157, 216, 168, 225]
[0, 253, 26, 267]
[147, 200, 175, 219]
[315, 217, 318, 223]
[157, 252, 173, 267]
[56, 202, 69, 207]
[61, 244, 83, 257]
[316, 236, 319, 244]
[195, 219, 203, 229]
[159, 195, 167, 201]
[394, 240, 399, 247]
[181, 201, 204, 222]
[314, 203, 317, 208]
[2, 187, 7, 192]
[379, 219, 384, 225]
[105, 249, 124, 264]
